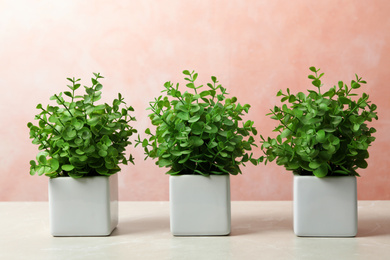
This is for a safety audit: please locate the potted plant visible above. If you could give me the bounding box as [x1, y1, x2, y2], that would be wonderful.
[260, 66, 378, 237]
[137, 70, 258, 236]
[28, 73, 137, 236]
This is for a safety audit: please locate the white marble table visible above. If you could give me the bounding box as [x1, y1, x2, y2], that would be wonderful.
[1, 201, 389, 260]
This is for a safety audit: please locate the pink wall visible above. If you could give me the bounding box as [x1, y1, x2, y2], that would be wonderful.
[1, 0, 389, 201]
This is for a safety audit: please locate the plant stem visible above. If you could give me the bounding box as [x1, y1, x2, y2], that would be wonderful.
[71, 78, 75, 103]
[54, 94, 74, 117]
[343, 96, 369, 120]
[269, 109, 294, 132]
[149, 104, 172, 127]
[167, 84, 186, 105]
[38, 116, 62, 135]
[40, 108, 65, 127]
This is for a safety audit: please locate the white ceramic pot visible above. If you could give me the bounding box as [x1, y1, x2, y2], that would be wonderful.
[293, 175, 357, 237]
[169, 174, 231, 236]
[48, 174, 118, 236]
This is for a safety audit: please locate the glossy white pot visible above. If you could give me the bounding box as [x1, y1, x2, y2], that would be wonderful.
[48, 174, 118, 236]
[169, 174, 231, 236]
[293, 175, 357, 237]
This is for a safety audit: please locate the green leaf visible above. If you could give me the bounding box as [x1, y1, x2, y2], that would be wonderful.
[315, 130, 326, 143]
[61, 164, 74, 171]
[356, 159, 368, 169]
[87, 114, 101, 125]
[158, 159, 172, 167]
[64, 91, 73, 98]
[171, 150, 183, 156]
[220, 152, 228, 157]
[351, 82, 360, 89]
[213, 115, 221, 122]
[309, 66, 317, 72]
[338, 81, 344, 89]
[49, 159, 60, 171]
[309, 160, 321, 169]
[186, 83, 195, 89]
[276, 135, 282, 144]
[281, 96, 288, 102]
[334, 170, 349, 175]
[288, 95, 296, 103]
[190, 104, 200, 113]
[339, 96, 350, 104]
[223, 118, 234, 126]
[208, 141, 218, 149]
[313, 163, 328, 177]
[72, 119, 84, 130]
[328, 135, 340, 145]
[204, 124, 218, 134]
[95, 84, 103, 91]
[96, 167, 108, 175]
[331, 116, 343, 126]
[38, 154, 47, 164]
[189, 136, 204, 147]
[99, 150, 108, 157]
[312, 79, 321, 87]
[178, 153, 191, 164]
[280, 128, 292, 138]
[199, 91, 210, 98]
[39, 120, 46, 128]
[177, 112, 189, 121]
[191, 122, 203, 135]
[91, 78, 98, 85]
[188, 115, 200, 123]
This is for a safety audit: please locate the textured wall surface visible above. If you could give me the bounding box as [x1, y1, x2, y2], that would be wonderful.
[0, 0, 389, 201]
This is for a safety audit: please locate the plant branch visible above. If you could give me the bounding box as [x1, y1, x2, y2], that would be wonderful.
[38, 116, 62, 136]
[54, 94, 74, 117]
[269, 109, 294, 132]
[149, 104, 172, 127]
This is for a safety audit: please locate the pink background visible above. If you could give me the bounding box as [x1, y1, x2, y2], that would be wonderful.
[0, 0, 389, 201]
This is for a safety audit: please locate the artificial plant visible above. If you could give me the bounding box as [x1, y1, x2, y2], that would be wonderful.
[28, 73, 137, 178]
[260, 66, 378, 177]
[137, 70, 258, 176]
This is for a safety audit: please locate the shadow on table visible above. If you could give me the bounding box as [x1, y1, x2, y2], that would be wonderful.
[230, 214, 293, 236]
[111, 216, 170, 236]
[111, 215, 294, 237]
[231, 216, 390, 237]
[357, 217, 390, 237]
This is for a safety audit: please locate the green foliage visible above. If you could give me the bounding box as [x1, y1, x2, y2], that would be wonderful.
[136, 70, 258, 176]
[260, 67, 378, 178]
[28, 73, 137, 178]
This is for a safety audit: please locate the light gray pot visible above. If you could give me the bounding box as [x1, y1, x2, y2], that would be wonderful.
[49, 174, 118, 236]
[169, 174, 231, 236]
[293, 175, 357, 237]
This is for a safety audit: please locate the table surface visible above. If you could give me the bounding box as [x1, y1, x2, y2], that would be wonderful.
[1, 201, 389, 260]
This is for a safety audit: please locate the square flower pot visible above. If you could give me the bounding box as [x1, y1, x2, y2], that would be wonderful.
[169, 175, 231, 236]
[48, 174, 118, 236]
[293, 175, 357, 237]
